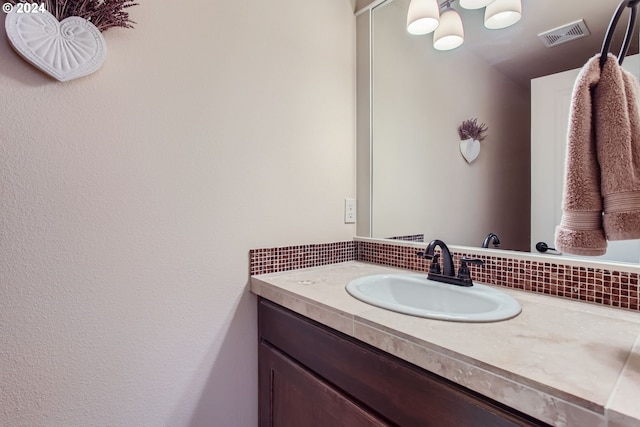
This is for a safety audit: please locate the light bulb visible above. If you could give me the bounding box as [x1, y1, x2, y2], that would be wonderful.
[433, 8, 464, 51]
[459, 0, 495, 10]
[484, 0, 522, 29]
[407, 0, 440, 35]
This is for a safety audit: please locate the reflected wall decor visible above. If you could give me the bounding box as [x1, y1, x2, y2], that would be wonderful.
[457, 118, 488, 164]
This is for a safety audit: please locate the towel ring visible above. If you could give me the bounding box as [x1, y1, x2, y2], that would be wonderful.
[600, 0, 639, 69]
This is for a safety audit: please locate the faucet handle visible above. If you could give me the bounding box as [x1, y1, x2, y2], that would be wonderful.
[460, 257, 484, 265]
[417, 251, 441, 274]
[428, 254, 441, 274]
[416, 251, 434, 260]
[457, 257, 484, 281]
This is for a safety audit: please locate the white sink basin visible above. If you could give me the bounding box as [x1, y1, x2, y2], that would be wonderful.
[346, 274, 521, 322]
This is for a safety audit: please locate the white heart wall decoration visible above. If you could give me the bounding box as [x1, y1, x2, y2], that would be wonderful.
[5, 10, 106, 82]
[460, 138, 480, 163]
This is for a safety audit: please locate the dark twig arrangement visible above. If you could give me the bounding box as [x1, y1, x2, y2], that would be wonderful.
[9, 0, 139, 32]
[457, 118, 488, 142]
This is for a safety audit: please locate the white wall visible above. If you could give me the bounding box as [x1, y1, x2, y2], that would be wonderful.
[0, 1, 356, 426]
[370, 0, 530, 250]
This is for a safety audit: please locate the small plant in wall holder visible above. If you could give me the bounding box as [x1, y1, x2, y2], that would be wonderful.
[4, 0, 138, 82]
[457, 118, 488, 164]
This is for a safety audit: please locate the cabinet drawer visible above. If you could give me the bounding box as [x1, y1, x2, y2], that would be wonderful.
[259, 299, 548, 427]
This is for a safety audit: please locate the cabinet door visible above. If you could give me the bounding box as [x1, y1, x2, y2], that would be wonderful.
[259, 342, 390, 427]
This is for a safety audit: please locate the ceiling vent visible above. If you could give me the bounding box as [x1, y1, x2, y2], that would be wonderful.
[538, 20, 591, 48]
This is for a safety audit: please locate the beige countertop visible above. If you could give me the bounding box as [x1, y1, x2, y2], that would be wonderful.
[250, 261, 640, 427]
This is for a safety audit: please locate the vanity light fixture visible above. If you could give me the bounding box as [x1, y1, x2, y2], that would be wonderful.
[433, 3, 464, 50]
[407, 0, 441, 35]
[484, 0, 522, 29]
[407, 0, 521, 50]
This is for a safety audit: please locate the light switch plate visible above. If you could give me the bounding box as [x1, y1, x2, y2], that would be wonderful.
[345, 198, 356, 224]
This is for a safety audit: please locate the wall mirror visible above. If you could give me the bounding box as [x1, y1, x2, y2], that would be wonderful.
[356, 0, 640, 263]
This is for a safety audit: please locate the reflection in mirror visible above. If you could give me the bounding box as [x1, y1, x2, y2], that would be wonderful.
[531, 54, 640, 263]
[361, 0, 640, 263]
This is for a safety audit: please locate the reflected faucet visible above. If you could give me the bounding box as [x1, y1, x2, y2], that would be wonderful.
[418, 239, 484, 287]
[481, 233, 501, 248]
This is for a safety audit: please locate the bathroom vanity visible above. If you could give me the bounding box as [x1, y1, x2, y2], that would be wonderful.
[259, 299, 544, 426]
[251, 261, 640, 427]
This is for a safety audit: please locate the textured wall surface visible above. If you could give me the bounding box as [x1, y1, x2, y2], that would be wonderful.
[0, 1, 356, 426]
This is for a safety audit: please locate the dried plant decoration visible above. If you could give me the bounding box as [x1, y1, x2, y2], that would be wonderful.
[458, 118, 488, 142]
[8, 0, 139, 32]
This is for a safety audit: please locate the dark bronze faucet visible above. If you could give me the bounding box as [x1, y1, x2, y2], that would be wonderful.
[418, 239, 484, 287]
[481, 233, 501, 248]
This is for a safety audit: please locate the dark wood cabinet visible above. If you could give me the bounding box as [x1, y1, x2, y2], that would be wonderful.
[258, 298, 550, 427]
[260, 344, 389, 426]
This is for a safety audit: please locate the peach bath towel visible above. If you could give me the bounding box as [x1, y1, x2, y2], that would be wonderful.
[556, 53, 640, 256]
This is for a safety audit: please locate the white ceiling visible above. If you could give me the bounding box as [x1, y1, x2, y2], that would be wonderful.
[455, 0, 639, 87]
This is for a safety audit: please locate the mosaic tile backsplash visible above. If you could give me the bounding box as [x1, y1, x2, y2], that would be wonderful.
[250, 239, 640, 313]
[249, 241, 356, 275]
